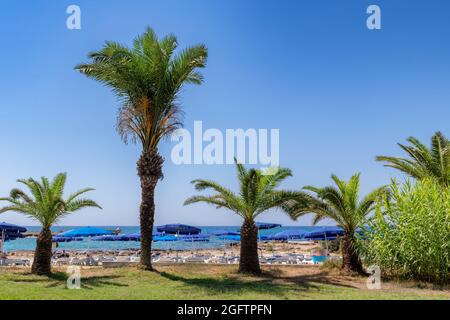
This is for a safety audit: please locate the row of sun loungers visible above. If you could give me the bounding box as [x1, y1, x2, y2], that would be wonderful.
[0, 258, 30, 266]
[1, 254, 334, 268]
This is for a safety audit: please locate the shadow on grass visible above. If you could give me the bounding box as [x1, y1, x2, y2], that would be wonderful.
[262, 268, 357, 289]
[7, 271, 128, 290]
[157, 270, 323, 298]
[154, 265, 359, 298]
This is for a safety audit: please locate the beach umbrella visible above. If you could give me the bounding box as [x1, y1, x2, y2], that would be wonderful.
[93, 233, 141, 242]
[209, 230, 240, 236]
[303, 227, 344, 240]
[219, 234, 270, 242]
[303, 227, 344, 252]
[153, 234, 178, 242]
[219, 235, 241, 241]
[178, 234, 210, 242]
[268, 230, 306, 241]
[157, 224, 201, 235]
[0, 222, 27, 234]
[119, 233, 141, 241]
[255, 222, 282, 230]
[52, 236, 83, 243]
[58, 226, 113, 238]
[1, 223, 27, 252]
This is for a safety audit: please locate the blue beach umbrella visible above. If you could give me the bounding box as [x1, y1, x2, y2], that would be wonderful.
[219, 235, 241, 241]
[255, 222, 282, 230]
[269, 230, 306, 241]
[153, 235, 178, 242]
[157, 224, 201, 235]
[93, 233, 141, 242]
[58, 227, 113, 238]
[0, 222, 27, 243]
[209, 230, 240, 237]
[303, 227, 344, 241]
[219, 234, 270, 242]
[237, 223, 282, 232]
[178, 234, 210, 242]
[0, 222, 27, 233]
[52, 236, 83, 243]
[119, 233, 141, 241]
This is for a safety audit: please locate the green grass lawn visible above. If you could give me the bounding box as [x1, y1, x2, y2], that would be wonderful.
[0, 265, 449, 300]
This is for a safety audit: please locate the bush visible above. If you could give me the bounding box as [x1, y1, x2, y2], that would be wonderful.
[360, 179, 450, 284]
[321, 258, 343, 271]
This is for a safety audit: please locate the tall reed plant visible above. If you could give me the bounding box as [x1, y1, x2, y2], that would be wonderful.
[360, 179, 450, 284]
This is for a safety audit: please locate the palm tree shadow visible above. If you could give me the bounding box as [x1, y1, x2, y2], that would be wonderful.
[158, 270, 321, 298]
[8, 271, 128, 290]
[267, 270, 358, 289]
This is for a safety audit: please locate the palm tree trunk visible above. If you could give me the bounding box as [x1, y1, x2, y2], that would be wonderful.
[239, 219, 261, 275]
[341, 232, 365, 275]
[137, 150, 164, 270]
[31, 227, 52, 275]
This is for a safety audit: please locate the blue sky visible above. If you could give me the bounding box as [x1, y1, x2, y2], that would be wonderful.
[0, 0, 449, 226]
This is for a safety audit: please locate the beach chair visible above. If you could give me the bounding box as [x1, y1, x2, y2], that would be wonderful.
[259, 257, 269, 264]
[0, 258, 30, 266]
[84, 257, 99, 266]
[152, 256, 175, 264]
[52, 257, 71, 266]
[70, 257, 85, 266]
[129, 256, 140, 263]
[97, 256, 116, 263]
[116, 256, 131, 263]
[182, 254, 211, 264]
[226, 256, 239, 264]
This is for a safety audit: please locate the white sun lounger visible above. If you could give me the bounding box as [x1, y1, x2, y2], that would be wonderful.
[182, 255, 211, 263]
[52, 258, 71, 266]
[0, 259, 30, 266]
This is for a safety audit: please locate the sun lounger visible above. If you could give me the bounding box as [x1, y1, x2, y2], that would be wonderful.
[97, 256, 116, 263]
[52, 257, 71, 266]
[226, 256, 239, 264]
[152, 256, 176, 263]
[69, 257, 98, 266]
[0, 258, 30, 266]
[182, 255, 211, 263]
[209, 255, 229, 264]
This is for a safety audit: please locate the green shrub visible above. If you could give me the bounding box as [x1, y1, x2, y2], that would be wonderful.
[360, 179, 450, 284]
[321, 258, 343, 271]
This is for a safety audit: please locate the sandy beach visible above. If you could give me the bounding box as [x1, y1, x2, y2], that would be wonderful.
[3, 241, 326, 264]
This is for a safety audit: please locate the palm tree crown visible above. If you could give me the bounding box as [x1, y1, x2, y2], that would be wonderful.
[185, 162, 300, 274]
[287, 173, 386, 274]
[75, 27, 208, 152]
[293, 173, 384, 233]
[184, 163, 298, 220]
[376, 132, 449, 185]
[0, 173, 101, 228]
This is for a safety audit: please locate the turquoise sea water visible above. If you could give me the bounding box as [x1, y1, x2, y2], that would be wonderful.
[3, 226, 334, 252]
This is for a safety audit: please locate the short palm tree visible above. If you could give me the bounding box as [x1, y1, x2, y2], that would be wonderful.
[184, 162, 299, 275]
[0, 173, 101, 275]
[376, 132, 449, 186]
[289, 173, 385, 274]
[75, 27, 208, 270]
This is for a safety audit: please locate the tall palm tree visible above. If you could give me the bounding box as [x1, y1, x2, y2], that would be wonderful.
[184, 162, 299, 275]
[0, 173, 101, 275]
[376, 132, 449, 186]
[289, 173, 385, 274]
[75, 27, 208, 270]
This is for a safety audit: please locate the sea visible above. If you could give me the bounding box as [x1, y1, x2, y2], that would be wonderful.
[2, 226, 335, 252]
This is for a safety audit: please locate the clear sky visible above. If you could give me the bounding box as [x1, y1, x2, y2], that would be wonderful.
[0, 0, 449, 227]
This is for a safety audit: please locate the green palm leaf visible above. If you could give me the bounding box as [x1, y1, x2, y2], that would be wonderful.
[377, 132, 449, 185]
